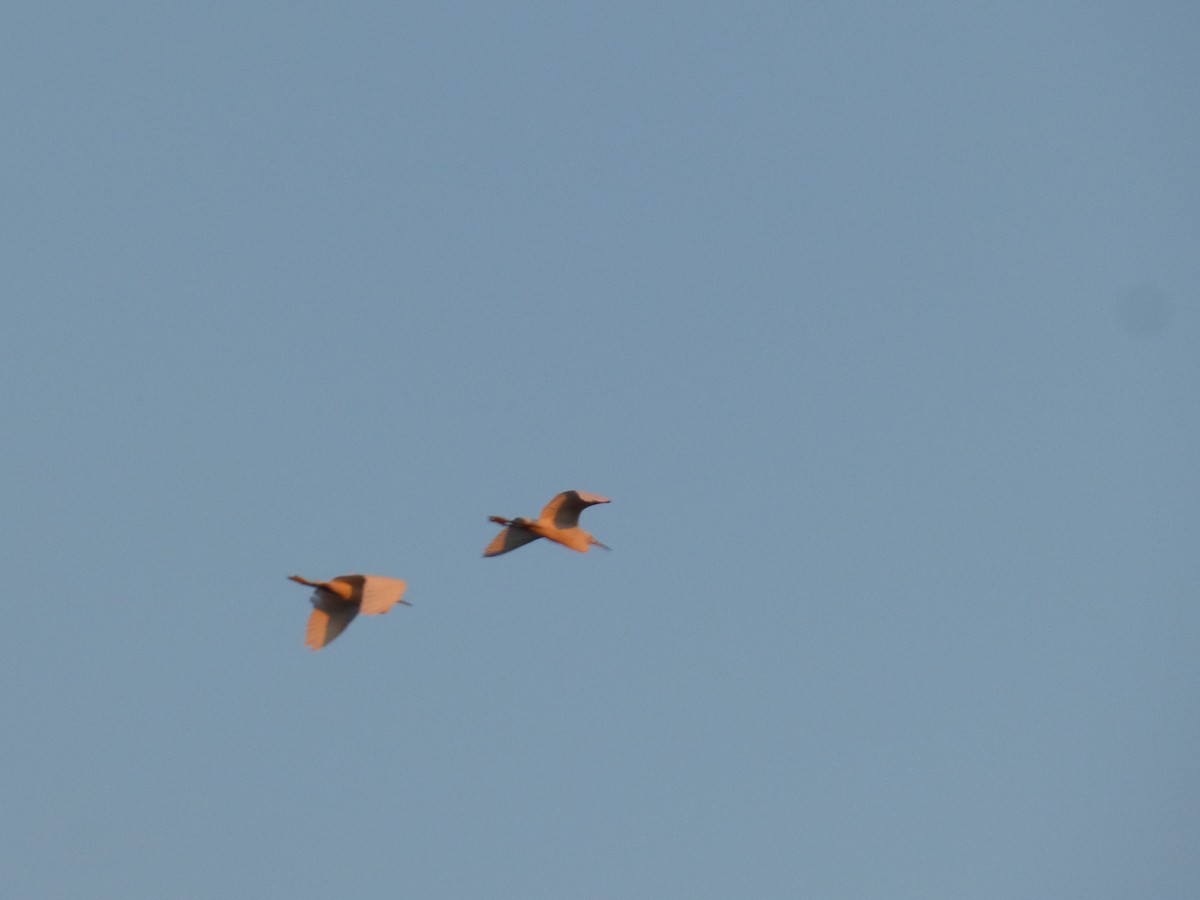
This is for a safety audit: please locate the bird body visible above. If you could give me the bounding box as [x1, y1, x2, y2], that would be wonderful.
[288, 574, 409, 650]
[485, 490, 611, 557]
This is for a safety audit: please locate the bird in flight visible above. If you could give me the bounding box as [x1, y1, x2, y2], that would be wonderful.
[287, 574, 409, 650]
[484, 490, 611, 557]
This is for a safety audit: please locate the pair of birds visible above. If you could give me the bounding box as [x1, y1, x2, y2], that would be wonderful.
[288, 490, 611, 650]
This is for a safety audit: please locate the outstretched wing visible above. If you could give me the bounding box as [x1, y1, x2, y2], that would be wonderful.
[357, 575, 408, 615]
[540, 490, 611, 529]
[305, 588, 359, 650]
[484, 525, 540, 557]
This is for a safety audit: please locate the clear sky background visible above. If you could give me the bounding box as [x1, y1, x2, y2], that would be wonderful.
[2, 3, 1197, 898]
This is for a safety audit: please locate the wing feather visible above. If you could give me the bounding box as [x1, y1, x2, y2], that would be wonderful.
[540, 490, 611, 529]
[484, 525, 540, 557]
[305, 589, 359, 649]
[357, 575, 408, 615]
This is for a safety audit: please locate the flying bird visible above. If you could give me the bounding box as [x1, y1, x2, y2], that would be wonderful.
[484, 490, 611, 557]
[287, 574, 409, 650]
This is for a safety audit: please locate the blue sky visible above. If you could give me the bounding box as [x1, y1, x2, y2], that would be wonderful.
[2, 3, 1197, 897]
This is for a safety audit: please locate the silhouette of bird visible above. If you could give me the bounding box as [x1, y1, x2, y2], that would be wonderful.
[287, 574, 409, 650]
[484, 490, 611, 557]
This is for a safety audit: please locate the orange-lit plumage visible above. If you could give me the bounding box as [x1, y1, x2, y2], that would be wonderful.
[287, 574, 409, 650]
[484, 490, 611, 557]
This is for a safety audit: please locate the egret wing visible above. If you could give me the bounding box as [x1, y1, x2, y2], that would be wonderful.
[484, 525, 540, 557]
[305, 589, 359, 650]
[358, 575, 408, 615]
[540, 490, 611, 529]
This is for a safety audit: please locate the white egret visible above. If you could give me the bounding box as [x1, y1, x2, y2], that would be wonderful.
[287, 574, 409, 650]
[484, 490, 611, 557]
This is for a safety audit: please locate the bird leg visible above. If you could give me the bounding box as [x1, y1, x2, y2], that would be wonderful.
[488, 516, 512, 526]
